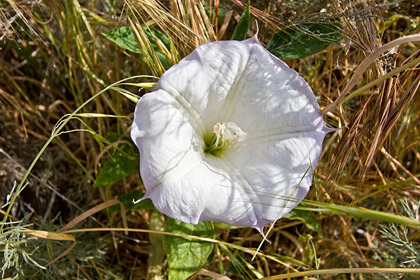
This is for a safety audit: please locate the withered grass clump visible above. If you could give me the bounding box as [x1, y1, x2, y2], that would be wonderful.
[1, 0, 420, 279]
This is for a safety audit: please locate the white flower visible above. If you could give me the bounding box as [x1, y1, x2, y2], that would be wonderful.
[131, 36, 333, 233]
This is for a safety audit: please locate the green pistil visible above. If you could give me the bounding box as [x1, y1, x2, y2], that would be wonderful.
[203, 135, 226, 156]
[203, 122, 227, 157]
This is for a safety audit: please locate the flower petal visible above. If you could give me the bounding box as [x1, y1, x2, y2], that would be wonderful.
[132, 36, 333, 231]
[223, 129, 329, 230]
[154, 40, 255, 132]
[131, 89, 202, 192]
[222, 37, 325, 136]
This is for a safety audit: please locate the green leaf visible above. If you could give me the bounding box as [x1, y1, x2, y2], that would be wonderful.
[103, 26, 141, 54]
[142, 27, 172, 69]
[94, 148, 138, 188]
[164, 219, 215, 280]
[103, 26, 172, 68]
[231, 2, 250, 40]
[267, 20, 343, 59]
[285, 209, 323, 235]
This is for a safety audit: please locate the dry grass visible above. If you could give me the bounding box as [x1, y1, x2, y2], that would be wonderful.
[1, 0, 420, 279]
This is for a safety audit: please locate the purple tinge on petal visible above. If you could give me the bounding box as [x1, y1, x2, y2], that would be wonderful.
[131, 37, 334, 231]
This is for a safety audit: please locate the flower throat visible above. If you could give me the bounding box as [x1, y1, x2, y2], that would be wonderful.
[203, 122, 245, 156]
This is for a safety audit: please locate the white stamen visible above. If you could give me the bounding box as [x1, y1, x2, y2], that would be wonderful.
[213, 122, 225, 147]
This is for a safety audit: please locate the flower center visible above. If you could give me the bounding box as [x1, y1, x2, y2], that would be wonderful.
[203, 122, 245, 156]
